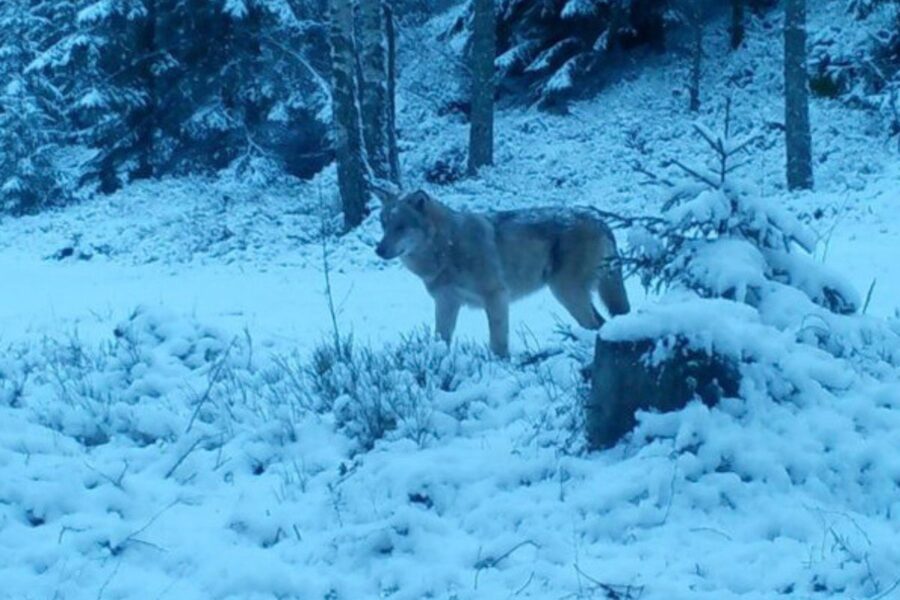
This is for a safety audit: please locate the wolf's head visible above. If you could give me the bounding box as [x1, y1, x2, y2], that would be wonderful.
[375, 190, 433, 260]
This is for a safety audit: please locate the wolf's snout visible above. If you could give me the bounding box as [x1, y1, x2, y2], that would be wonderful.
[375, 242, 388, 259]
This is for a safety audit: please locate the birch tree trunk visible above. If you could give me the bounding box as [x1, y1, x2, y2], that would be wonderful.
[358, 0, 391, 181]
[784, 0, 813, 190]
[329, 0, 369, 230]
[730, 0, 745, 50]
[467, 0, 495, 175]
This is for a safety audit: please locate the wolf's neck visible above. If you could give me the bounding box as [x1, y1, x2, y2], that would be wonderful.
[403, 221, 454, 283]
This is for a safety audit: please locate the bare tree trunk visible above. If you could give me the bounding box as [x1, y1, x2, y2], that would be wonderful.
[606, 1, 626, 53]
[133, 0, 157, 180]
[467, 0, 495, 175]
[329, 0, 369, 230]
[358, 0, 391, 181]
[689, 1, 702, 112]
[730, 0, 745, 50]
[784, 0, 813, 190]
[385, 1, 401, 185]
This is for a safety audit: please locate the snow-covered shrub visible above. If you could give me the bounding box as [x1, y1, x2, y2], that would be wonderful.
[512, 329, 595, 453]
[606, 111, 900, 435]
[303, 329, 488, 450]
[629, 116, 859, 316]
[424, 145, 468, 185]
[3, 306, 495, 455]
[9, 307, 246, 446]
[0, 346, 31, 408]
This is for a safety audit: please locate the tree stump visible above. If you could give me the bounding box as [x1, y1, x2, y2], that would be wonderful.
[586, 336, 741, 451]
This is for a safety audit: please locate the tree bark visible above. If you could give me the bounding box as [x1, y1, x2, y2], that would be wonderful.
[587, 337, 740, 451]
[385, 2, 401, 185]
[467, 0, 495, 175]
[606, 1, 626, 53]
[730, 0, 745, 50]
[784, 0, 813, 190]
[689, 0, 702, 112]
[358, 0, 391, 181]
[329, 0, 369, 230]
[133, 0, 158, 180]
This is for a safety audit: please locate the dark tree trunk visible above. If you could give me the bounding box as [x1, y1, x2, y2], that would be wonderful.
[133, 0, 158, 180]
[385, 2, 401, 185]
[606, 2, 626, 53]
[784, 0, 813, 190]
[467, 0, 495, 175]
[730, 0, 745, 50]
[329, 0, 370, 230]
[689, 0, 702, 112]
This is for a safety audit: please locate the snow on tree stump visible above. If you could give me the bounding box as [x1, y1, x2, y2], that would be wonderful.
[586, 335, 740, 451]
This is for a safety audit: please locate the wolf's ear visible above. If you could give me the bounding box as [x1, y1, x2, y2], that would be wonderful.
[406, 190, 430, 212]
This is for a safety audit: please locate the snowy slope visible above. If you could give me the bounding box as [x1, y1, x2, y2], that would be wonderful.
[2, 1, 900, 599]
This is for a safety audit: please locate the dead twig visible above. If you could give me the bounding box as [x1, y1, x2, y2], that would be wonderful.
[84, 460, 129, 490]
[474, 540, 539, 590]
[572, 564, 644, 599]
[862, 278, 877, 315]
[185, 337, 238, 434]
[164, 436, 206, 479]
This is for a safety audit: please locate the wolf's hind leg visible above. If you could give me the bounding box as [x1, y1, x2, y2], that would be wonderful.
[549, 281, 603, 329]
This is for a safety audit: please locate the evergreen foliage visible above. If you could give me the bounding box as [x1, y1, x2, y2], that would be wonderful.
[448, 0, 669, 107]
[628, 108, 859, 315]
[0, 0, 332, 211]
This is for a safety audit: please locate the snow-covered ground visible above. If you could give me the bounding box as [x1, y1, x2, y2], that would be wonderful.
[2, 2, 900, 599]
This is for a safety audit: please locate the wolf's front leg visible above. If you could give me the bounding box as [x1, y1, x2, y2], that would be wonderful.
[484, 293, 510, 358]
[434, 290, 461, 344]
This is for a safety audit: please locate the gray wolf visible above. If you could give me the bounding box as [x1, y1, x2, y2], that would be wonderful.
[375, 190, 630, 357]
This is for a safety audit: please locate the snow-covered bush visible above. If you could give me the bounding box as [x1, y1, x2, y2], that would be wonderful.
[12, 307, 243, 446]
[628, 114, 860, 316]
[424, 144, 468, 185]
[2, 309, 496, 454]
[302, 329, 488, 450]
[607, 111, 900, 424]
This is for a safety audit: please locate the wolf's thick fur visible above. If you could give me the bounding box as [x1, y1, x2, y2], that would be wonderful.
[376, 190, 630, 357]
